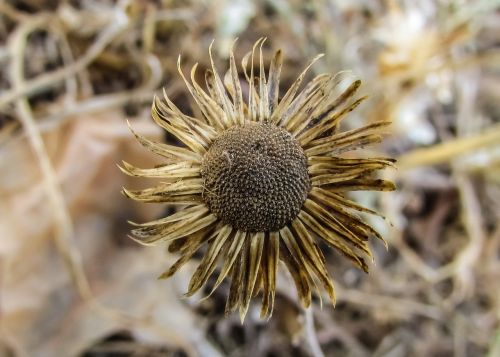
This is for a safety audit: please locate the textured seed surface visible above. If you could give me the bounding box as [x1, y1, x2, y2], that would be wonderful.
[201, 122, 310, 232]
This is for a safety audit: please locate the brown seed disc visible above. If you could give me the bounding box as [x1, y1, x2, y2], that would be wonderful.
[201, 121, 310, 232]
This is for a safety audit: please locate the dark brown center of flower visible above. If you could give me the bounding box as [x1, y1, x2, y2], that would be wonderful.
[201, 121, 310, 232]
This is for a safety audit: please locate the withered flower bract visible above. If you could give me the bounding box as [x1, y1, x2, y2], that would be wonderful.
[121, 39, 395, 322]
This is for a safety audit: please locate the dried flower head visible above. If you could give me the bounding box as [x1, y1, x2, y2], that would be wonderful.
[121, 39, 395, 321]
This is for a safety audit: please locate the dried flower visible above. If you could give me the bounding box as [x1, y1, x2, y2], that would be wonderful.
[121, 39, 395, 321]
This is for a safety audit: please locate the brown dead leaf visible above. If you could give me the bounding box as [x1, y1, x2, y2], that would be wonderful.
[0, 111, 217, 356]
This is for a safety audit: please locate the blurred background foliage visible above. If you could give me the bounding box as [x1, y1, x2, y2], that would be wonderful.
[0, 0, 499, 356]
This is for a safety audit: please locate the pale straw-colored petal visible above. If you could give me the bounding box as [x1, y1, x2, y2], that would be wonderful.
[260, 231, 279, 319]
[207, 230, 246, 298]
[126, 120, 201, 162]
[243, 38, 265, 121]
[129, 206, 211, 243]
[119, 160, 200, 179]
[312, 187, 387, 219]
[278, 73, 332, 128]
[303, 198, 373, 260]
[297, 209, 369, 272]
[131, 212, 217, 245]
[174, 59, 226, 133]
[308, 160, 395, 177]
[225, 234, 248, 315]
[159, 226, 215, 279]
[208, 40, 237, 126]
[123, 177, 203, 199]
[205, 70, 222, 105]
[319, 178, 396, 192]
[303, 122, 393, 156]
[229, 39, 245, 125]
[280, 226, 323, 304]
[124, 191, 201, 205]
[304, 121, 392, 149]
[298, 95, 368, 147]
[307, 156, 396, 171]
[279, 235, 312, 307]
[270, 53, 324, 124]
[309, 187, 388, 247]
[240, 51, 261, 118]
[151, 97, 207, 154]
[129, 204, 208, 227]
[223, 68, 235, 99]
[310, 167, 386, 186]
[240, 232, 265, 322]
[158, 88, 205, 129]
[158, 85, 218, 145]
[297, 80, 366, 145]
[252, 269, 263, 299]
[186, 225, 234, 296]
[258, 39, 270, 121]
[305, 132, 381, 156]
[267, 49, 282, 115]
[285, 75, 339, 135]
[188, 64, 227, 132]
[291, 219, 335, 305]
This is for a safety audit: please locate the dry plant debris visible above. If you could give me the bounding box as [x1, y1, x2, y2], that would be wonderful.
[0, 0, 499, 356]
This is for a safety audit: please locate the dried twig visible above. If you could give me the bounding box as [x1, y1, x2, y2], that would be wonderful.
[397, 123, 500, 171]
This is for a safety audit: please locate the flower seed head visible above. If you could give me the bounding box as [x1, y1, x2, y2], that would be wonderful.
[121, 38, 396, 322]
[201, 121, 310, 232]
